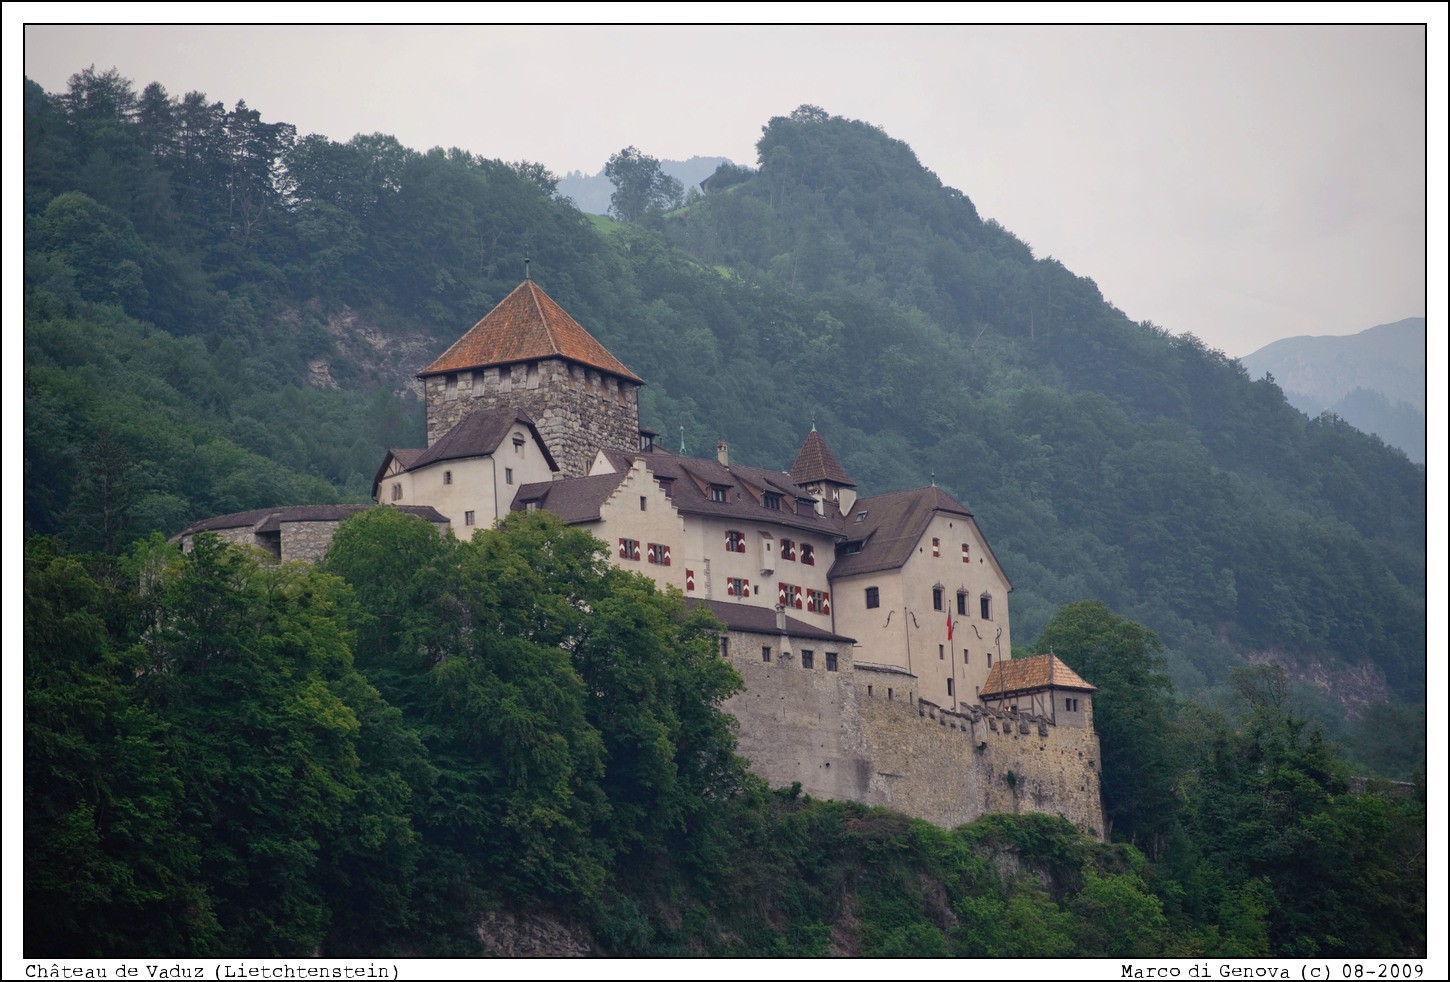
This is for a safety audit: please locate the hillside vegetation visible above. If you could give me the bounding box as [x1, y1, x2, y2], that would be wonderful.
[23, 71, 1426, 956]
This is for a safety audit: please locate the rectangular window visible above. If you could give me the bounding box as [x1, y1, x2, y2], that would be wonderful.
[933, 587, 944, 611]
[963, 649, 969, 664]
[763, 492, 781, 510]
[720, 635, 729, 658]
[505, 467, 514, 484]
[727, 576, 750, 598]
[464, 510, 475, 525]
[805, 588, 830, 614]
[444, 470, 453, 485]
[825, 652, 838, 672]
[980, 595, 992, 620]
[801, 543, 815, 566]
[726, 529, 746, 552]
[711, 485, 728, 503]
[1064, 697, 1079, 712]
[987, 652, 993, 667]
[801, 649, 814, 670]
[932, 536, 940, 557]
[646, 542, 672, 566]
[779, 582, 802, 609]
[957, 592, 968, 616]
[525, 501, 538, 512]
[780, 538, 796, 561]
[865, 586, 880, 609]
[446, 374, 458, 399]
[391, 483, 402, 501]
[939, 644, 945, 660]
[513, 437, 525, 455]
[962, 543, 970, 563]
[640, 495, 647, 511]
[947, 678, 954, 696]
[762, 646, 772, 663]
[619, 538, 641, 561]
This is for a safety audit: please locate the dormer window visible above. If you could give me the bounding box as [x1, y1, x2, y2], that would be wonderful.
[711, 485, 728, 503]
[853, 511, 868, 524]
[656, 477, 674, 498]
[763, 492, 782, 510]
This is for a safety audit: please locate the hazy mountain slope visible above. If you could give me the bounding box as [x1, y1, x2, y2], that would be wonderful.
[1241, 318, 1426, 461]
[22, 77, 1424, 703]
[559, 155, 732, 214]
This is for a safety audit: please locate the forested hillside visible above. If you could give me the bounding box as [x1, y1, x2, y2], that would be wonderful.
[21, 68, 1428, 956]
[25, 76, 1425, 717]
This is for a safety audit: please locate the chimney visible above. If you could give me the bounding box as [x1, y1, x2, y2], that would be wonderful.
[716, 439, 729, 467]
[775, 604, 787, 633]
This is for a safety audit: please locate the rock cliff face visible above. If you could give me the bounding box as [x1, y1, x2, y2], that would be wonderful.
[1245, 648, 1389, 719]
[287, 303, 438, 400]
[475, 910, 594, 957]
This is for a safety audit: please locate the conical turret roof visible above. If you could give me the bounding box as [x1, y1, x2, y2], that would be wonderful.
[790, 427, 855, 487]
[419, 280, 643, 383]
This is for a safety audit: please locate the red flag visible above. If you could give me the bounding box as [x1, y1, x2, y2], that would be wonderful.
[946, 613, 953, 641]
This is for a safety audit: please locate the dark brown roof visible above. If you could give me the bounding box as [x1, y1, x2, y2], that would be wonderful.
[409, 407, 558, 471]
[790, 428, 855, 487]
[600, 448, 843, 537]
[419, 279, 643, 383]
[687, 598, 855, 643]
[390, 448, 424, 469]
[979, 654, 1095, 698]
[829, 486, 974, 579]
[177, 504, 447, 538]
[511, 472, 628, 524]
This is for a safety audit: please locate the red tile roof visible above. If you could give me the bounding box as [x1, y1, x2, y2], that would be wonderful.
[419, 280, 643, 383]
[979, 654, 1096, 698]
[790, 428, 855, 487]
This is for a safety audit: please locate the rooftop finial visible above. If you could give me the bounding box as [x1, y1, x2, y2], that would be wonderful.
[679, 425, 686, 454]
[524, 257, 531, 280]
[930, 471, 936, 487]
[810, 413, 817, 432]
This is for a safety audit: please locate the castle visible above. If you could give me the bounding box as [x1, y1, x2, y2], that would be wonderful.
[178, 279, 1105, 835]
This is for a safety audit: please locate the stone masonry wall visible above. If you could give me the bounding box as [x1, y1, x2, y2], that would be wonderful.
[279, 521, 344, 564]
[723, 631, 1105, 835]
[425, 359, 640, 476]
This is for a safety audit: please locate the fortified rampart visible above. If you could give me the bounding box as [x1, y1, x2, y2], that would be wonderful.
[722, 629, 1105, 835]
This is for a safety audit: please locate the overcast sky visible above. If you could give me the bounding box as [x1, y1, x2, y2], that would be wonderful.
[16, 16, 1442, 359]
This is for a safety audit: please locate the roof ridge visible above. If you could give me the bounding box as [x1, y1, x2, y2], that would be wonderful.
[527, 280, 561, 356]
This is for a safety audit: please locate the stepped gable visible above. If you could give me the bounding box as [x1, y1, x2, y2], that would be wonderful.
[790, 427, 855, 487]
[410, 407, 557, 471]
[831, 485, 973, 578]
[512, 471, 630, 524]
[600, 447, 839, 537]
[419, 279, 643, 383]
[979, 654, 1096, 699]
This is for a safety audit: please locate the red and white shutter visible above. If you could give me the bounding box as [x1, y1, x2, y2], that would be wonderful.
[726, 579, 736, 596]
[795, 589, 803, 609]
[618, 539, 629, 558]
[932, 537, 940, 557]
[633, 542, 642, 560]
[686, 569, 696, 592]
[742, 578, 751, 598]
[822, 592, 831, 615]
[778, 583, 788, 605]
[662, 545, 671, 566]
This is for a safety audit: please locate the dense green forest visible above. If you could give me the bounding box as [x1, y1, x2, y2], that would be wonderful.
[25, 513, 1425, 957]
[22, 70, 1427, 956]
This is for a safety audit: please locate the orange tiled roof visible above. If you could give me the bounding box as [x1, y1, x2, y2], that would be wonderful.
[419, 280, 643, 383]
[790, 428, 855, 487]
[979, 654, 1095, 697]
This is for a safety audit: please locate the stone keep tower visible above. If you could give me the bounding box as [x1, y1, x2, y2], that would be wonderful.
[418, 280, 644, 477]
